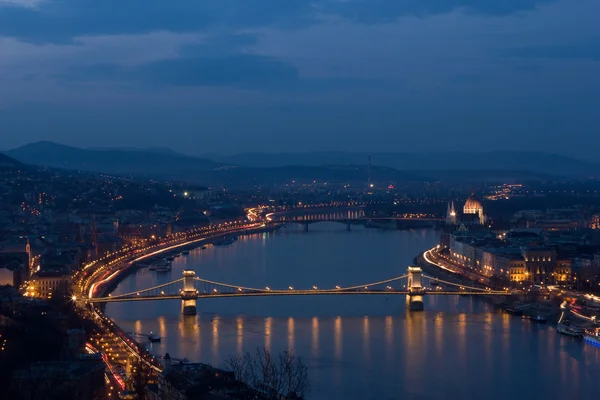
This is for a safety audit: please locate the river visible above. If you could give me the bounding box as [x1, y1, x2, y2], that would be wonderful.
[106, 223, 600, 399]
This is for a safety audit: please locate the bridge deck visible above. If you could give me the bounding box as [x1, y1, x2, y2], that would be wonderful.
[90, 289, 509, 303]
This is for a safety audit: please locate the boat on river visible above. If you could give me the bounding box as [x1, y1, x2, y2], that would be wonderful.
[505, 303, 530, 316]
[214, 238, 235, 246]
[156, 263, 172, 272]
[148, 333, 161, 343]
[584, 328, 600, 346]
[557, 322, 583, 338]
[182, 250, 190, 255]
[151, 258, 171, 271]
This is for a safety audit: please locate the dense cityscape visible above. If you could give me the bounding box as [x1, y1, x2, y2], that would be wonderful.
[2, 146, 600, 398]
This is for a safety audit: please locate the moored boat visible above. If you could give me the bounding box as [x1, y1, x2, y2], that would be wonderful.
[214, 238, 235, 246]
[148, 333, 161, 342]
[156, 264, 172, 272]
[505, 302, 530, 316]
[557, 322, 583, 338]
[505, 307, 523, 316]
[584, 328, 600, 346]
[182, 250, 190, 255]
[152, 258, 171, 272]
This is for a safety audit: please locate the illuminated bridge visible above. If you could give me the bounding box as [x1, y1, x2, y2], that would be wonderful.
[263, 207, 442, 231]
[88, 266, 511, 314]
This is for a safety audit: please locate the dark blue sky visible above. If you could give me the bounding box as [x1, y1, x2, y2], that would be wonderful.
[0, 0, 598, 158]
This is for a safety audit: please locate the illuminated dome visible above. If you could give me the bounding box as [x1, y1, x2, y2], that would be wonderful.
[464, 196, 483, 212]
[463, 193, 485, 225]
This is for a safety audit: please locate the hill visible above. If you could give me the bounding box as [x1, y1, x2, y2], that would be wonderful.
[166, 165, 552, 187]
[0, 153, 23, 169]
[208, 151, 600, 177]
[6, 141, 221, 175]
[5, 143, 588, 183]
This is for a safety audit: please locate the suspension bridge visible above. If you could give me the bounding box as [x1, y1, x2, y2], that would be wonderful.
[88, 266, 511, 314]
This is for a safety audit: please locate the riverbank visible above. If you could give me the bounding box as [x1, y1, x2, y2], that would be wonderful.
[415, 250, 515, 307]
[94, 224, 281, 300]
[414, 249, 567, 323]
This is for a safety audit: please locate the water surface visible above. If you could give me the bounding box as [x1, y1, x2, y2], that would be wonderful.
[107, 223, 600, 399]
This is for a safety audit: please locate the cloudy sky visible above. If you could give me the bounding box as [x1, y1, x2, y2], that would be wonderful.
[0, 0, 598, 158]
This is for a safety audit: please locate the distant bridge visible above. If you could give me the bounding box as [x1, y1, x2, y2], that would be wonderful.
[88, 267, 510, 313]
[265, 207, 442, 231]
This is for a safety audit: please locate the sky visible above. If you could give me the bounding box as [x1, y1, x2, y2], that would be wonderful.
[0, 0, 599, 158]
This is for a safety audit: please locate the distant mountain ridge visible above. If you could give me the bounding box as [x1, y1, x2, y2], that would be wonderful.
[0, 153, 22, 168]
[5, 142, 598, 179]
[6, 141, 220, 175]
[207, 151, 600, 176]
[90, 146, 183, 156]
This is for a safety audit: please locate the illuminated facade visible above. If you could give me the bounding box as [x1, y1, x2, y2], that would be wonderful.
[463, 193, 485, 225]
[523, 249, 558, 284]
[445, 194, 485, 226]
[30, 272, 71, 298]
[445, 201, 457, 225]
[448, 233, 571, 285]
[590, 214, 600, 229]
[509, 260, 527, 282]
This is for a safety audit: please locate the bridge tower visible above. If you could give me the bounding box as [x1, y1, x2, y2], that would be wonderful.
[181, 269, 198, 315]
[406, 266, 425, 311]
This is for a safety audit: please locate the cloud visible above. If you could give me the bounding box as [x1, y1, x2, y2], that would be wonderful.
[0, 0, 599, 160]
[0, 31, 204, 77]
[0, 0, 43, 8]
[320, 0, 558, 24]
[0, 0, 560, 44]
[0, 0, 316, 43]
[59, 55, 299, 87]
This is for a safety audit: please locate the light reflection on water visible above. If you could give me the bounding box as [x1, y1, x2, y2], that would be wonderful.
[107, 223, 600, 399]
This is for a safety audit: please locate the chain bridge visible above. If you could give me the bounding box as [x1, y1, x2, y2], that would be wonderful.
[88, 266, 510, 314]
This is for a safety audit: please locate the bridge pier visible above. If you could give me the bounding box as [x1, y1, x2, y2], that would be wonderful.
[406, 295, 424, 311]
[406, 266, 425, 311]
[181, 269, 198, 315]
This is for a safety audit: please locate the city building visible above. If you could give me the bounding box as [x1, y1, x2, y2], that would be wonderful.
[463, 193, 486, 225]
[29, 271, 71, 299]
[446, 230, 571, 285]
[445, 193, 486, 227]
[445, 201, 457, 225]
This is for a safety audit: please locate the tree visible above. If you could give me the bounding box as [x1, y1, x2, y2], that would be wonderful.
[225, 347, 310, 400]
